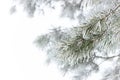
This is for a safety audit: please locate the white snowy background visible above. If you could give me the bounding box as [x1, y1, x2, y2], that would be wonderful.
[0, 0, 78, 80]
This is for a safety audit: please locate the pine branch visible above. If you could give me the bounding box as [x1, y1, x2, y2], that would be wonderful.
[35, 1, 120, 72]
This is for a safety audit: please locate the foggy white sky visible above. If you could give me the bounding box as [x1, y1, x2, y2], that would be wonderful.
[0, 0, 78, 80]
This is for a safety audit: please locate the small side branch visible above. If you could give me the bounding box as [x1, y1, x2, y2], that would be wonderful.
[95, 54, 120, 60]
[102, 3, 120, 20]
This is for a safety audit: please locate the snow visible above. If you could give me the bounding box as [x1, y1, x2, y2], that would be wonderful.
[0, 0, 115, 80]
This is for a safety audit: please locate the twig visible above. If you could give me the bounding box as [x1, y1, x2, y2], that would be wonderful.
[95, 54, 120, 59]
[102, 3, 120, 20]
[95, 54, 120, 66]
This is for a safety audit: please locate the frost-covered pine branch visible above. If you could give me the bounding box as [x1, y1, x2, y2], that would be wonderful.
[35, 3, 120, 70]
